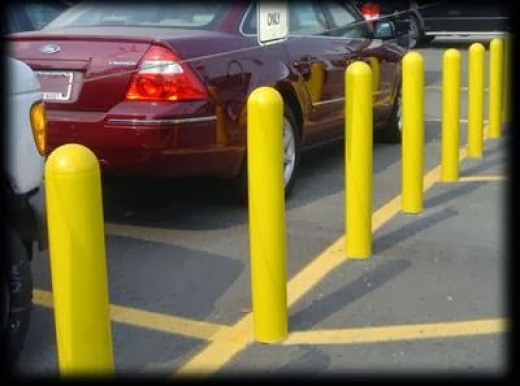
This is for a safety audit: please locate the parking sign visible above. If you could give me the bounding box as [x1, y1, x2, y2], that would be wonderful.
[257, 1, 288, 46]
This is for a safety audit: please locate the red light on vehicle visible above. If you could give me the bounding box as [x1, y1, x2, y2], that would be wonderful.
[126, 45, 207, 102]
[362, 2, 381, 22]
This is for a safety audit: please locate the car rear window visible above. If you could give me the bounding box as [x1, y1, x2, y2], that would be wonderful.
[7, 1, 69, 34]
[45, 2, 232, 29]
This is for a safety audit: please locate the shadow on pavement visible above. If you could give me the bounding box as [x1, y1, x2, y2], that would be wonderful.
[374, 207, 459, 255]
[289, 259, 412, 331]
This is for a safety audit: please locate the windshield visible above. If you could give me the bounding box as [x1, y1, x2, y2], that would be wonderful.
[45, 2, 232, 30]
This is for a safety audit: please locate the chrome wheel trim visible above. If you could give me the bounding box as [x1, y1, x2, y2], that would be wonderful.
[283, 117, 296, 187]
[409, 18, 419, 48]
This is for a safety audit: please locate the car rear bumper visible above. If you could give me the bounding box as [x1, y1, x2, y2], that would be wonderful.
[94, 146, 244, 178]
[46, 115, 245, 179]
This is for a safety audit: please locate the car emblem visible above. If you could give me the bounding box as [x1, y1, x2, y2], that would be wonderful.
[39, 44, 61, 54]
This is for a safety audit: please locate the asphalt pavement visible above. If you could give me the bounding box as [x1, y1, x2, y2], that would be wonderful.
[11, 36, 511, 380]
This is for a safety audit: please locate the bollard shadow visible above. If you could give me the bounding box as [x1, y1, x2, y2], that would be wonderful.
[425, 181, 485, 209]
[289, 259, 411, 331]
[105, 235, 245, 320]
[276, 346, 331, 375]
[460, 152, 505, 177]
[30, 235, 246, 322]
[373, 207, 459, 255]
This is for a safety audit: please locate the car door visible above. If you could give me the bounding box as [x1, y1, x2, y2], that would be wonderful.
[415, 0, 509, 34]
[285, 0, 364, 144]
[321, 1, 392, 134]
[324, 1, 398, 125]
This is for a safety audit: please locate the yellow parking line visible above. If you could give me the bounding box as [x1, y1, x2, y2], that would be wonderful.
[33, 289, 231, 341]
[459, 175, 507, 182]
[283, 319, 508, 345]
[173, 143, 475, 377]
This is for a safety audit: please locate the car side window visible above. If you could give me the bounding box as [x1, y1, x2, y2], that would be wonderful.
[241, 3, 257, 35]
[288, 1, 328, 36]
[324, 2, 370, 38]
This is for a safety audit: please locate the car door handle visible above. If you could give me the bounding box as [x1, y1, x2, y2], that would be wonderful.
[294, 57, 313, 74]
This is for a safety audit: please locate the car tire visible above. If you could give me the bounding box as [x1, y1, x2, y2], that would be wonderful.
[231, 104, 301, 205]
[2, 225, 33, 366]
[408, 14, 423, 49]
[421, 35, 435, 45]
[377, 89, 402, 144]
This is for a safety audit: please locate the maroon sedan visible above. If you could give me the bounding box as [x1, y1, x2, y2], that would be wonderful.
[9, 1, 405, 201]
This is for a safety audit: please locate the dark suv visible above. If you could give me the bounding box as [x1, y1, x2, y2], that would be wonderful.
[355, 0, 510, 48]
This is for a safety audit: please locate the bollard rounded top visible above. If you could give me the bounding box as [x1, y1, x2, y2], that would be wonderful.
[490, 38, 503, 49]
[248, 86, 282, 107]
[443, 48, 461, 59]
[469, 42, 485, 53]
[45, 143, 99, 175]
[402, 51, 424, 65]
[346, 60, 371, 75]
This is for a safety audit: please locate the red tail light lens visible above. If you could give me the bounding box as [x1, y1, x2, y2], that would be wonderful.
[125, 45, 207, 102]
[362, 3, 381, 21]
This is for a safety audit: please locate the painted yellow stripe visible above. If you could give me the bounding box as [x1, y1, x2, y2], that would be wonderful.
[174, 142, 478, 376]
[283, 319, 508, 345]
[33, 290, 230, 341]
[459, 175, 507, 182]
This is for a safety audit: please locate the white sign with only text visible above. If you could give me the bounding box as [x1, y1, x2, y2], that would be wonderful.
[257, 1, 288, 45]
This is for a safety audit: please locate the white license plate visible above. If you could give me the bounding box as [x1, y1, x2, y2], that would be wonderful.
[35, 71, 74, 101]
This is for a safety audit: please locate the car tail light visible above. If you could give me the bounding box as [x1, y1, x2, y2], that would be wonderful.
[125, 45, 207, 102]
[362, 3, 381, 23]
[30, 101, 46, 155]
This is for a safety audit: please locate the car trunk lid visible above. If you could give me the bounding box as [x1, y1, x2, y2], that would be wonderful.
[9, 35, 156, 110]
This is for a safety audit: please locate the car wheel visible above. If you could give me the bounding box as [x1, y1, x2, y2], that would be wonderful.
[408, 14, 422, 49]
[377, 89, 402, 144]
[231, 104, 301, 205]
[282, 106, 300, 198]
[2, 225, 33, 366]
[421, 35, 435, 44]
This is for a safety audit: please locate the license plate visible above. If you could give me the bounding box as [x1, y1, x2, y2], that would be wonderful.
[35, 71, 74, 101]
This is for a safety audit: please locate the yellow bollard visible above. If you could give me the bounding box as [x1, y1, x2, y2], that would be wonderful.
[489, 38, 503, 139]
[468, 43, 485, 158]
[502, 34, 511, 125]
[401, 52, 424, 214]
[45, 144, 114, 376]
[441, 49, 461, 182]
[247, 87, 287, 343]
[345, 61, 373, 259]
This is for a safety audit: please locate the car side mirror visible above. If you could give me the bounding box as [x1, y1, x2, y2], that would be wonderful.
[373, 20, 395, 40]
